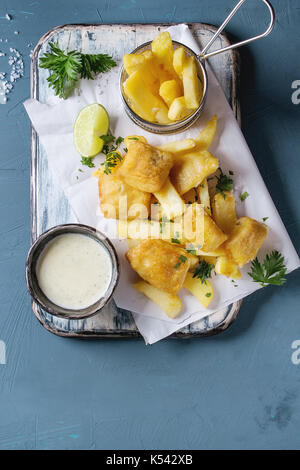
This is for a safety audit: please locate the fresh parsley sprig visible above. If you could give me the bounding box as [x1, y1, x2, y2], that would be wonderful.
[248, 251, 287, 287]
[39, 42, 116, 99]
[193, 260, 214, 284]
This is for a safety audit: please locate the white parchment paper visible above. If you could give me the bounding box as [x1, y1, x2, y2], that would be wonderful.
[24, 24, 299, 344]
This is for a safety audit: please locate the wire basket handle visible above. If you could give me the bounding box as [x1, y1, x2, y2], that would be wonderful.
[200, 0, 275, 60]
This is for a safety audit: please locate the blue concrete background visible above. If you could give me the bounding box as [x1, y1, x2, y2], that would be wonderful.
[0, 0, 299, 450]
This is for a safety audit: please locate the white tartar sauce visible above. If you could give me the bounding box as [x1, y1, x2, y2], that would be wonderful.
[37, 233, 112, 310]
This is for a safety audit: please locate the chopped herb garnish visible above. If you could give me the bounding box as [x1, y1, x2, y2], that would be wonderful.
[99, 135, 125, 173]
[216, 169, 234, 198]
[186, 249, 197, 256]
[159, 216, 168, 234]
[248, 251, 287, 287]
[240, 191, 249, 201]
[100, 134, 115, 144]
[101, 151, 123, 174]
[229, 170, 234, 175]
[80, 156, 95, 168]
[115, 136, 124, 146]
[173, 255, 187, 269]
[193, 260, 214, 284]
[78, 168, 83, 172]
[102, 135, 124, 156]
[205, 292, 212, 297]
[128, 137, 139, 141]
[262, 217, 269, 222]
[171, 238, 181, 245]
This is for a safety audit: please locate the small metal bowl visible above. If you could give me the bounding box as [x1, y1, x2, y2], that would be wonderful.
[120, 0, 275, 135]
[120, 40, 208, 135]
[25, 224, 119, 320]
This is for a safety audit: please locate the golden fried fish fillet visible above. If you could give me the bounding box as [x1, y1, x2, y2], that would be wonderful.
[126, 239, 190, 294]
[98, 172, 151, 219]
[224, 217, 268, 267]
[117, 141, 173, 193]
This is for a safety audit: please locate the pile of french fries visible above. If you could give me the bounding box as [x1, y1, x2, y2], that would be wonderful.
[123, 31, 203, 124]
[94, 116, 268, 318]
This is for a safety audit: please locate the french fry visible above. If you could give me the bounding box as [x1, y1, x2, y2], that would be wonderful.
[173, 46, 186, 79]
[151, 31, 175, 75]
[182, 56, 202, 109]
[185, 245, 227, 257]
[186, 253, 200, 271]
[123, 52, 160, 95]
[183, 272, 213, 308]
[118, 219, 177, 242]
[170, 150, 219, 195]
[133, 281, 182, 318]
[197, 178, 211, 215]
[194, 115, 217, 150]
[211, 191, 237, 234]
[157, 138, 196, 154]
[168, 96, 191, 121]
[154, 107, 172, 125]
[154, 178, 186, 218]
[118, 219, 160, 240]
[215, 256, 241, 280]
[159, 79, 182, 107]
[124, 69, 168, 122]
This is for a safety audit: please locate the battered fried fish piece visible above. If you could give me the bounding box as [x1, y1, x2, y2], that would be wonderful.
[224, 217, 268, 267]
[98, 171, 151, 219]
[126, 239, 190, 294]
[118, 141, 173, 193]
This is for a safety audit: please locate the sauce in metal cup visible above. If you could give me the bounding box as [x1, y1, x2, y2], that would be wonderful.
[26, 224, 119, 320]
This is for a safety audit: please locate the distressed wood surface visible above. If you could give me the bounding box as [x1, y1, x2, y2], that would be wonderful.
[30, 23, 242, 338]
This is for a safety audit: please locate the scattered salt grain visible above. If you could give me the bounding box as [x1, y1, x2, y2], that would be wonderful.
[0, 81, 7, 104]
[14, 31, 19, 35]
[5, 14, 12, 21]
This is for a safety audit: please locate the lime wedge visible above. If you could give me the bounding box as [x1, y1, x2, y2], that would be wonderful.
[73, 103, 109, 157]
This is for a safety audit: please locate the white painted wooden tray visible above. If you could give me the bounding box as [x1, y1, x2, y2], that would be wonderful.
[30, 23, 242, 338]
